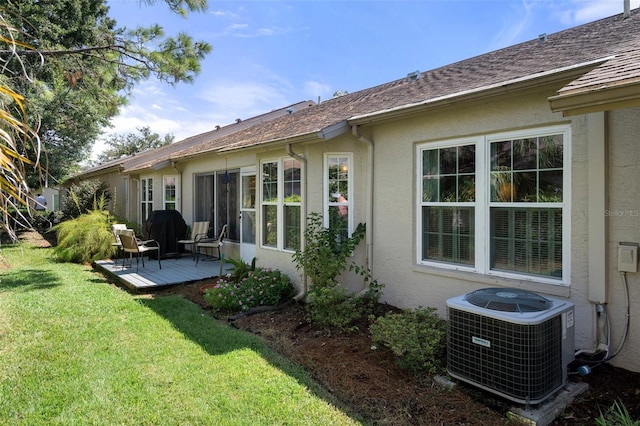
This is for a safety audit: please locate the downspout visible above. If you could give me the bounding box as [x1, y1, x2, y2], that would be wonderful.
[351, 125, 374, 291]
[286, 144, 308, 301]
[131, 177, 140, 224]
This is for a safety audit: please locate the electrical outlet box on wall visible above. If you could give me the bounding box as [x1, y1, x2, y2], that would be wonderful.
[617, 244, 638, 273]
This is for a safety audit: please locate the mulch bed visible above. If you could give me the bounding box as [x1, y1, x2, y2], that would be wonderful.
[154, 279, 640, 425]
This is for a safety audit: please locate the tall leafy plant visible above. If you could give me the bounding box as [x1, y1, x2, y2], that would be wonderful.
[292, 213, 385, 331]
[292, 212, 365, 289]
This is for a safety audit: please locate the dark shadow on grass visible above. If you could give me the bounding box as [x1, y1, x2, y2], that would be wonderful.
[0, 268, 61, 291]
[138, 295, 363, 423]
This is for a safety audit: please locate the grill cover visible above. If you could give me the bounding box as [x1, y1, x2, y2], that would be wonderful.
[142, 210, 187, 258]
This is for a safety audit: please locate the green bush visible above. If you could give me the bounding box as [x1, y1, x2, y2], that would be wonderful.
[306, 286, 361, 331]
[292, 212, 365, 288]
[306, 282, 382, 332]
[53, 210, 117, 263]
[369, 307, 446, 375]
[204, 267, 295, 313]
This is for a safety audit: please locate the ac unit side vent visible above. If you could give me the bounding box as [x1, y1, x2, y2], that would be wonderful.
[447, 307, 566, 404]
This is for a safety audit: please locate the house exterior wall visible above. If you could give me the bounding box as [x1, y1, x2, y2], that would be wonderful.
[109, 173, 129, 219]
[74, 91, 639, 374]
[361, 87, 640, 369]
[252, 139, 370, 294]
[605, 107, 640, 371]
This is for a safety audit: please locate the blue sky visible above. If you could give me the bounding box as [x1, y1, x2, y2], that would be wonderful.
[95, 0, 639, 158]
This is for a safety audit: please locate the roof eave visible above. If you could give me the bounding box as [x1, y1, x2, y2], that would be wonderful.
[70, 163, 125, 181]
[549, 81, 640, 116]
[216, 123, 349, 154]
[348, 57, 612, 125]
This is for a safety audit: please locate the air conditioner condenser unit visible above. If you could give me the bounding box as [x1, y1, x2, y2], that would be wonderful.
[447, 288, 575, 405]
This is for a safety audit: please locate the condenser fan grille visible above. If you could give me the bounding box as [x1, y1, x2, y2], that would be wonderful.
[465, 287, 552, 312]
[447, 307, 564, 404]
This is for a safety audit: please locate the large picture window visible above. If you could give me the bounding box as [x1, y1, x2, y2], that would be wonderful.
[260, 158, 302, 251]
[417, 126, 569, 284]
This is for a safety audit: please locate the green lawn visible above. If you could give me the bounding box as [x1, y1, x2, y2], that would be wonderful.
[0, 242, 361, 425]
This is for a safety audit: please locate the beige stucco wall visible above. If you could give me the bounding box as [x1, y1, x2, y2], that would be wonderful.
[249, 139, 370, 294]
[605, 107, 640, 371]
[360, 87, 637, 369]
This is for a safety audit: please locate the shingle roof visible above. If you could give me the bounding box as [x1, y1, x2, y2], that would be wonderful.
[87, 8, 639, 175]
[556, 48, 640, 95]
[159, 9, 639, 160]
[78, 101, 314, 176]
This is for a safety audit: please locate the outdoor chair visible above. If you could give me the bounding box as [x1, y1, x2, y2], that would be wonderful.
[111, 224, 128, 262]
[195, 224, 227, 266]
[119, 230, 162, 272]
[176, 221, 210, 259]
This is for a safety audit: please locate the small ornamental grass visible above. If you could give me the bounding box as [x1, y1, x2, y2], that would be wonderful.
[204, 267, 295, 313]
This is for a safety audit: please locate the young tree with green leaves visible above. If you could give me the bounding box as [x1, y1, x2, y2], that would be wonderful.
[0, 0, 210, 240]
[0, 0, 211, 187]
[97, 126, 174, 163]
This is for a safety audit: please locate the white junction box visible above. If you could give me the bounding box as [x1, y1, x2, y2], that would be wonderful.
[617, 244, 638, 273]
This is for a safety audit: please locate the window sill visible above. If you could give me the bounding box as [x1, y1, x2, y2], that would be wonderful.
[412, 263, 571, 298]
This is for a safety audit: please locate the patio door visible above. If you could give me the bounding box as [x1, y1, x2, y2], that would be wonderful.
[240, 167, 256, 263]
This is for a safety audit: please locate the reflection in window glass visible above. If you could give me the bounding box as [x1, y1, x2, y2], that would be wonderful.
[420, 144, 475, 265]
[326, 154, 352, 238]
[164, 176, 176, 210]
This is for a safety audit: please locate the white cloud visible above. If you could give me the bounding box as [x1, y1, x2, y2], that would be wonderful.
[228, 23, 248, 30]
[210, 9, 240, 19]
[489, 0, 536, 50]
[196, 80, 291, 120]
[303, 80, 331, 100]
[556, 0, 640, 25]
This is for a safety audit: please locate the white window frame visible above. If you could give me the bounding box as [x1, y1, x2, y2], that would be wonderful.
[324, 153, 353, 236]
[140, 176, 153, 222]
[416, 125, 571, 286]
[163, 175, 179, 210]
[417, 137, 481, 272]
[259, 157, 302, 252]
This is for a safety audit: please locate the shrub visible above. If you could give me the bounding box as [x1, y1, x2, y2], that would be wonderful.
[306, 286, 362, 331]
[369, 307, 447, 375]
[53, 209, 117, 263]
[204, 267, 295, 313]
[292, 212, 386, 331]
[292, 212, 365, 288]
[306, 279, 383, 332]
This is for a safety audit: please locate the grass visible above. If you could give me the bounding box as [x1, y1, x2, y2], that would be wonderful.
[0, 242, 361, 425]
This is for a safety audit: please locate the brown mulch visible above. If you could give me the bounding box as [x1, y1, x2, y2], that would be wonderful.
[155, 280, 640, 425]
